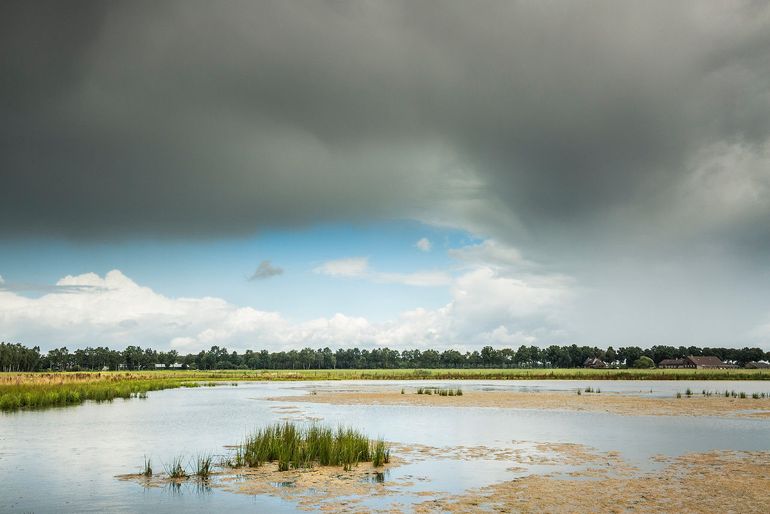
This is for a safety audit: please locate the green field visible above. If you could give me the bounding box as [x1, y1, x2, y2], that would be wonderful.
[2, 367, 768, 412]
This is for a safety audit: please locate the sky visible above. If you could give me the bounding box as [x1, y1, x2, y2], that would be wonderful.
[2, 1, 770, 352]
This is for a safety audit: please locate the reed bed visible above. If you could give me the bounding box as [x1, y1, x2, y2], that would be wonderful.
[238, 422, 389, 471]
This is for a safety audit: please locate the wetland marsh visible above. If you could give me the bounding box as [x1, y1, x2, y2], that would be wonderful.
[3, 378, 770, 512]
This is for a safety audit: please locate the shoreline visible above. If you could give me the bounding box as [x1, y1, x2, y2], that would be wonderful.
[267, 389, 770, 418]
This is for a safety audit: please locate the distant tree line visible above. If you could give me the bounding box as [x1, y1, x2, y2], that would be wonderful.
[2, 341, 769, 372]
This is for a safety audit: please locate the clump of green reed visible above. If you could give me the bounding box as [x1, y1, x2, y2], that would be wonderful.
[142, 456, 153, 477]
[576, 388, 582, 396]
[685, 388, 692, 397]
[193, 453, 213, 479]
[739, 391, 747, 399]
[164, 456, 187, 479]
[372, 439, 390, 467]
[752, 392, 761, 399]
[676, 392, 682, 398]
[240, 422, 387, 472]
[401, 388, 405, 394]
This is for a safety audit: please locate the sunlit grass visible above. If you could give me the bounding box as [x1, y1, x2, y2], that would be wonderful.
[238, 422, 388, 471]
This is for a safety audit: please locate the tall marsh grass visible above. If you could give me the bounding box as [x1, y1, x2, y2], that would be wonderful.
[239, 422, 389, 471]
[0, 374, 217, 412]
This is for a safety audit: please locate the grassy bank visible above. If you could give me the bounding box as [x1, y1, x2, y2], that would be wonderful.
[0, 371, 239, 411]
[0, 373, 211, 411]
[3, 367, 769, 412]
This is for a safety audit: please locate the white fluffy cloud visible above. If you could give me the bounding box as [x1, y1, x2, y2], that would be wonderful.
[314, 257, 370, 278]
[314, 257, 452, 287]
[0, 260, 572, 352]
[415, 238, 432, 252]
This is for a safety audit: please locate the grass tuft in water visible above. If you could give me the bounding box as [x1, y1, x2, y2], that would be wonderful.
[142, 456, 152, 477]
[193, 453, 213, 479]
[372, 439, 390, 467]
[164, 456, 187, 479]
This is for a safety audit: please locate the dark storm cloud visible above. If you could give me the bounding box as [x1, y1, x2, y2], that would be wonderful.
[249, 260, 283, 281]
[1, 0, 770, 249]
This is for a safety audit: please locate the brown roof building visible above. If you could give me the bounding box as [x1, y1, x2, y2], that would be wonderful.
[658, 355, 737, 369]
[658, 358, 691, 369]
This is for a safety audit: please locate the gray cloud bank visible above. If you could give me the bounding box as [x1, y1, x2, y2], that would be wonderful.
[2, 1, 770, 347]
[2, 1, 768, 242]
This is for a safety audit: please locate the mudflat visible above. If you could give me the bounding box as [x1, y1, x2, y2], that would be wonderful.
[267, 389, 770, 419]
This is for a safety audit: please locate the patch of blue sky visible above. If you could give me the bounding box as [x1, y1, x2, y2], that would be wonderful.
[0, 220, 480, 321]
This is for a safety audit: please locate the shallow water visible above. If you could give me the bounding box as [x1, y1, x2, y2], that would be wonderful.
[2, 380, 769, 512]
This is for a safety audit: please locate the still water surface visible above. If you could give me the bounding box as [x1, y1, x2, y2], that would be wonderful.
[2, 380, 769, 512]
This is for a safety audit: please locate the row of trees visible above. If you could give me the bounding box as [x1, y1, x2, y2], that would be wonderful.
[0, 342, 43, 372]
[1, 341, 769, 372]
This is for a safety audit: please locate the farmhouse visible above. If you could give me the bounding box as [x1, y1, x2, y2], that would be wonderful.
[658, 358, 691, 369]
[745, 361, 770, 369]
[658, 356, 736, 369]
